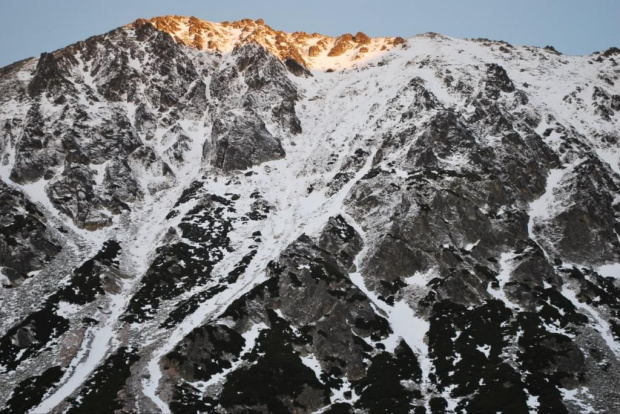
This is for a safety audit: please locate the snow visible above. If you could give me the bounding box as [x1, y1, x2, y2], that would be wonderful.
[90, 160, 111, 186]
[597, 263, 620, 278]
[561, 285, 620, 358]
[527, 394, 540, 411]
[33, 292, 127, 413]
[476, 344, 491, 358]
[542, 318, 574, 338]
[528, 165, 573, 238]
[142, 355, 169, 413]
[487, 252, 521, 311]
[404, 268, 437, 288]
[55, 301, 81, 318]
[300, 353, 323, 381]
[15, 348, 27, 361]
[464, 240, 480, 251]
[21, 178, 51, 207]
[595, 147, 620, 176]
[327, 377, 358, 406]
[346, 215, 432, 410]
[560, 387, 596, 413]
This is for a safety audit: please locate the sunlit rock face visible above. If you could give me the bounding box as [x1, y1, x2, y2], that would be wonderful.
[1, 15, 620, 414]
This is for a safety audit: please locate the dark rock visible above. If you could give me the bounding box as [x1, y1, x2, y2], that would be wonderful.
[64, 347, 140, 413]
[537, 160, 620, 264]
[0, 366, 64, 414]
[101, 159, 141, 213]
[0, 180, 61, 285]
[164, 324, 245, 382]
[9, 105, 60, 184]
[284, 58, 312, 78]
[219, 310, 330, 413]
[485, 63, 515, 98]
[602, 47, 620, 57]
[28, 52, 76, 98]
[544, 45, 561, 55]
[211, 111, 285, 171]
[46, 163, 112, 230]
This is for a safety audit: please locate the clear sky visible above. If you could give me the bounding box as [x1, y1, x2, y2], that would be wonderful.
[1, 0, 619, 67]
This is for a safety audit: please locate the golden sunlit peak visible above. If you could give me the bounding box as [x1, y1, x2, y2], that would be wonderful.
[129, 15, 407, 69]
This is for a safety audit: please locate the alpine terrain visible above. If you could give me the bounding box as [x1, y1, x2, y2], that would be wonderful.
[1, 15, 620, 414]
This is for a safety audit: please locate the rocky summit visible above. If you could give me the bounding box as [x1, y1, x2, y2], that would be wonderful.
[0, 14, 620, 414]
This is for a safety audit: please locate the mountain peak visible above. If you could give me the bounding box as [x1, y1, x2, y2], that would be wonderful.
[130, 15, 407, 69]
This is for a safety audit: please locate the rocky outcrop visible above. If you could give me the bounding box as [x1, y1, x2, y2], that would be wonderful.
[538, 158, 620, 264]
[140, 15, 406, 69]
[27, 52, 76, 99]
[0, 181, 60, 286]
[205, 42, 301, 170]
[211, 113, 285, 171]
[47, 163, 112, 230]
[9, 105, 60, 184]
[161, 217, 420, 413]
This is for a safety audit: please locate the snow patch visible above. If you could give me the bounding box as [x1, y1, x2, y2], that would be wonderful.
[561, 285, 620, 358]
[404, 268, 437, 287]
[346, 217, 432, 408]
[464, 239, 480, 251]
[528, 166, 568, 236]
[300, 353, 323, 381]
[55, 301, 81, 318]
[560, 387, 595, 414]
[476, 344, 491, 358]
[597, 263, 620, 278]
[487, 252, 521, 311]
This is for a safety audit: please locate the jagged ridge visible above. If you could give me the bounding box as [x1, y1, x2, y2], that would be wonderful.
[133, 15, 406, 70]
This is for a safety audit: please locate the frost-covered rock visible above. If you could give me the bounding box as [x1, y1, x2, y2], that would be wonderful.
[1, 15, 620, 414]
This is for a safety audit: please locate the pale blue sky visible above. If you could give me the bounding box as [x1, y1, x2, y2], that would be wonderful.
[1, 0, 619, 67]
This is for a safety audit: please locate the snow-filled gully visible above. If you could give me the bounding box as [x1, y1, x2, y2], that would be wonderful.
[343, 212, 433, 411]
[527, 160, 620, 358]
[33, 182, 197, 412]
[139, 74, 384, 410]
[31, 102, 212, 412]
[33, 293, 126, 412]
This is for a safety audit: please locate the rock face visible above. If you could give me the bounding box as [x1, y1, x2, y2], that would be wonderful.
[1, 15, 620, 414]
[0, 181, 61, 286]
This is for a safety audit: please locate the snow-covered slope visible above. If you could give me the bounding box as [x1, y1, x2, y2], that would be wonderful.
[1, 16, 620, 414]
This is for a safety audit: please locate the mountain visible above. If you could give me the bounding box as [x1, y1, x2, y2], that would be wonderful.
[1, 15, 620, 413]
